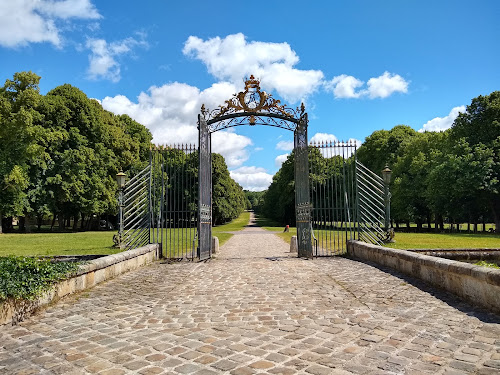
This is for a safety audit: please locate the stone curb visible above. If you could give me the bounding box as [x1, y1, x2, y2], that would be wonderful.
[0, 244, 160, 326]
[347, 240, 500, 313]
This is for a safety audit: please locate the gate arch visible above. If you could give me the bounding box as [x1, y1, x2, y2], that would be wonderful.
[197, 76, 312, 260]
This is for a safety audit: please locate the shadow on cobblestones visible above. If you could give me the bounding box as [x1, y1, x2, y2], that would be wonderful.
[349, 257, 500, 324]
[1, 213, 499, 374]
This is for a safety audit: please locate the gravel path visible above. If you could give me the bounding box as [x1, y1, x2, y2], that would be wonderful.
[216, 212, 291, 260]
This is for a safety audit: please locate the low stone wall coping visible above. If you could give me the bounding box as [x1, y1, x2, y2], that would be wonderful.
[347, 240, 500, 313]
[76, 244, 159, 275]
[1, 244, 160, 326]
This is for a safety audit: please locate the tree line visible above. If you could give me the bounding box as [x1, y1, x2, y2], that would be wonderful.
[259, 91, 499, 233]
[358, 92, 499, 233]
[0, 71, 246, 233]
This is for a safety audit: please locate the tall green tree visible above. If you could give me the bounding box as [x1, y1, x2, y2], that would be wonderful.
[449, 91, 500, 232]
[0, 71, 44, 233]
[212, 153, 246, 225]
[357, 125, 418, 175]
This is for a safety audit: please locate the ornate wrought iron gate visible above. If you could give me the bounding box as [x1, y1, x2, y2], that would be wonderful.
[355, 160, 387, 245]
[118, 164, 151, 250]
[199, 75, 312, 258]
[309, 141, 357, 256]
[309, 141, 389, 255]
[118, 75, 389, 259]
[119, 145, 198, 259]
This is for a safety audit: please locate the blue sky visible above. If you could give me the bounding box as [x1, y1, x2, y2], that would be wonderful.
[1, 0, 499, 190]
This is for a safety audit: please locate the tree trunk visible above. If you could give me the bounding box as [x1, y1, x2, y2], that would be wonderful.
[19, 216, 26, 232]
[416, 220, 422, 233]
[73, 213, 79, 231]
[0, 211, 3, 234]
[467, 221, 471, 233]
[80, 214, 85, 230]
[427, 214, 432, 232]
[25, 215, 31, 233]
[474, 219, 478, 233]
[483, 217, 486, 232]
[51, 214, 56, 230]
[58, 212, 64, 230]
[406, 220, 410, 231]
[37, 215, 42, 230]
[491, 199, 500, 233]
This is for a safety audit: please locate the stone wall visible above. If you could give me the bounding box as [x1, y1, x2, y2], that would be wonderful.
[1, 244, 160, 326]
[347, 240, 500, 313]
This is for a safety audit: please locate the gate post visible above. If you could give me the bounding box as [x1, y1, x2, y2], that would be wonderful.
[198, 115, 212, 260]
[294, 113, 313, 258]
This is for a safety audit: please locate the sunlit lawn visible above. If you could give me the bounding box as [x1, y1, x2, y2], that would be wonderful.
[255, 214, 500, 250]
[387, 232, 500, 249]
[158, 211, 251, 257]
[0, 211, 252, 258]
[0, 231, 119, 257]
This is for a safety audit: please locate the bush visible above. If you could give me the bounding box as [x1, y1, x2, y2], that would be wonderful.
[0, 256, 81, 301]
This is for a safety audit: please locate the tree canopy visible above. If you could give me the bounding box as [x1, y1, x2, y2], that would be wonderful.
[0, 71, 246, 233]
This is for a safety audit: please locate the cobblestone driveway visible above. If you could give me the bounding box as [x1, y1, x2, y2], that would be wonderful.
[1, 215, 499, 374]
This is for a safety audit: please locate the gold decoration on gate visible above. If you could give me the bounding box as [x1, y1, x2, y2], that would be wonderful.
[208, 75, 300, 120]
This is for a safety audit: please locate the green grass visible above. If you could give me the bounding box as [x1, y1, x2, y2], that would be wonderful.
[255, 214, 500, 251]
[0, 231, 119, 257]
[255, 215, 296, 243]
[386, 232, 500, 249]
[474, 261, 500, 269]
[153, 211, 252, 258]
[0, 212, 252, 258]
[212, 211, 250, 245]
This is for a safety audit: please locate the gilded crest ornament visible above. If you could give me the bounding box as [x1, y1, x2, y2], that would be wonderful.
[200, 75, 306, 132]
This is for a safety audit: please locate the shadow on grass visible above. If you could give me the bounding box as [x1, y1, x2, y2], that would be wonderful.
[253, 214, 282, 229]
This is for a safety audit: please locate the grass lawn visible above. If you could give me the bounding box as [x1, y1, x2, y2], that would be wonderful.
[157, 212, 251, 257]
[255, 214, 500, 250]
[0, 231, 119, 257]
[255, 215, 296, 243]
[387, 232, 500, 249]
[212, 211, 251, 245]
[0, 211, 252, 258]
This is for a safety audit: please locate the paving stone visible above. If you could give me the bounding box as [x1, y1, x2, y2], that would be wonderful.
[175, 363, 202, 373]
[249, 360, 275, 369]
[0, 213, 499, 375]
[211, 359, 238, 371]
[138, 367, 164, 375]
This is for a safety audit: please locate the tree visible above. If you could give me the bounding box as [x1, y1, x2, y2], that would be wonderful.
[0, 71, 43, 233]
[212, 153, 246, 225]
[357, 125, 418, 175]
[391, 131, 447, 230]
[449, 91, 500, 232]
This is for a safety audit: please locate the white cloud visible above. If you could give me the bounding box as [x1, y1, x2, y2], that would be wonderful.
[0, 0, 100, 48]
[101, 80, 253, 168]
[419, 105, 465, 133]
[183, 33, 324, 103]
[365, 71, 409, 98]
[212, 130, 252, 168]
[325, 71, 409, 99]
[325, 75, 364, 98]
[86, 36, 148, 82]
[309, 133, 361, 157]
[310, 133, 339, 144]
[276, 140, 294, 151]
[275, 153, 290, 168]
[230, 166, 273, 192]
